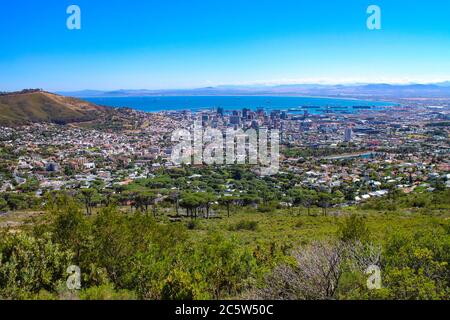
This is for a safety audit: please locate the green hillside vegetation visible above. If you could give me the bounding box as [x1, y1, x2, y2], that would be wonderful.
[0, 90, 107, 125]
[0, 190, 448, 300]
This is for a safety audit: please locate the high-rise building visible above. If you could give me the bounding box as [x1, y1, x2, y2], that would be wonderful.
[256, 108, 265, 117]
[230, 115, 241, 126]
[202, 114, 209, 125]
[242, 108, 250, 119]
[344, 127, 353, 142]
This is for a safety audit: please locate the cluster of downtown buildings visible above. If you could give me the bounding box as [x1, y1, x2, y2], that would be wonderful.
[0, 101, 449, 207]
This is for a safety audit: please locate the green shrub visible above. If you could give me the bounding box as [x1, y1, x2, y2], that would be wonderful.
[0, 232, 73, 299]
[257, 201, 279, 213]
[229, 220, 259, 231]
[186, 220, 200, 230]
[338, 214, 370, 243]
[79, 284, 136, 300]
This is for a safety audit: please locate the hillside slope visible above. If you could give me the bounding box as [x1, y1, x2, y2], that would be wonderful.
[0, 90, 108, 125]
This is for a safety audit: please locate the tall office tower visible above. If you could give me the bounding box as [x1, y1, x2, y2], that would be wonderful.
[230, 115, 241, 126]
[202, 114, 210, 124]
[242, 108, 250, 119]
[344, 127, 353, 142]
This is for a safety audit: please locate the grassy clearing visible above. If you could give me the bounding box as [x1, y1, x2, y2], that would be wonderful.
[171, 207, 450, 256]
[3, 206, 448, 246]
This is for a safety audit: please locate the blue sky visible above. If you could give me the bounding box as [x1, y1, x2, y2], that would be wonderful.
[1, 0, 450, 91]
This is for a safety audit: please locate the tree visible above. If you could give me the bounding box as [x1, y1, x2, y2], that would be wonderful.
[200, 192, 216, 219]
[318, 192, 332, 216]
[302, 190, 317, 216]
[291, 188, 317, 215]
[169, 190, 181, 216]
[180, 192, 203, 219]
[91, 179, 105, 193]
[134, 191, 157, 215]
[240, 194, 261, 208]
[80, 188, 97, 215]
[219, 195, 237, 218]
[101, 189, 115, 207]
[120, 190, 136, 211]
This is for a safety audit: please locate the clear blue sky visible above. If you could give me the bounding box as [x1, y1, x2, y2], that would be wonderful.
[1, 0, 450, 91]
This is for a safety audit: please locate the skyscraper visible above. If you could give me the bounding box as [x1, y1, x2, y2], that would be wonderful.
[344, 127, 353, 142]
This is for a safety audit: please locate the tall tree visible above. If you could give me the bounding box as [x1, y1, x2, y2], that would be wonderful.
[80, 188, 97, 215]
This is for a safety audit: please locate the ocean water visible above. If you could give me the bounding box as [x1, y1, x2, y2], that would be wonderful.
[84, 96, 395, 114]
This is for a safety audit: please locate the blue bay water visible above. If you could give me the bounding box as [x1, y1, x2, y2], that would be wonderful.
[84, 96, 395, 114]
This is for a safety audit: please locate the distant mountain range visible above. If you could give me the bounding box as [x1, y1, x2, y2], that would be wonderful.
[58, 82, 450, 99]
[0, 90, 108, 126]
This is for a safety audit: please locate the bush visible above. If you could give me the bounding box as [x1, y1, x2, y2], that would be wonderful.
[79, 284, 136, 300]
[0, 197, 8, 211]
[161, 269, 197, 300]
[0, 232, 73, 299]
[229, 220, 259, 231]
[254, 241, 346, 300]
[295, 220, 305, 228]
[257, 201, 279, 213]
[338, 214, 370, 243]
[381, 227, 450, 299]
[186, 220, 200, 230]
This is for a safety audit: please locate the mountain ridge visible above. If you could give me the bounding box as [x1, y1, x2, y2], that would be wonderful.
[57, 82, 450, 99]
[0, 90, 108, 126]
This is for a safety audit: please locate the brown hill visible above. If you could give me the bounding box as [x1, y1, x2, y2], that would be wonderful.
[0, 90, 108, 125]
